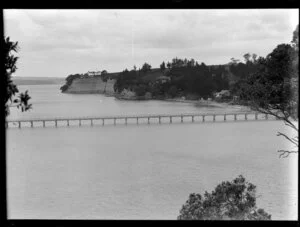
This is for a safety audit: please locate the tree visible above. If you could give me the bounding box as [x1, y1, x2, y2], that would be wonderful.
[178, 175, 271, 220]
[134, 84, 147, 96]
[187, 58, 195, 67]
[60, 74, 82, 92]
[167, 85, 178, 98]
[160, 61, 166, 71]
[4, 37, 32, 117]
[100, 70, 109, 93]
[171, 57, 185, 68]
[252, 53, 258, 63]
[166, 62, 171, 70]
[101, 70, 108, 75]
[141, 62, 151, 72]
[243, 53, 251, 64]
[241, 43, 298, 157]
[230, 58, 240, 65]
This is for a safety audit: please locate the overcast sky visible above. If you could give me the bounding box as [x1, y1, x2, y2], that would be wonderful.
[4, 9, 299, 78]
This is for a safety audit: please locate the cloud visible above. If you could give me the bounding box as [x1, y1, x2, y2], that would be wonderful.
[3, 9, 298, 77]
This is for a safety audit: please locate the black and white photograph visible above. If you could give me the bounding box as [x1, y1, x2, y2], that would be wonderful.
[4, 9, 299, 220]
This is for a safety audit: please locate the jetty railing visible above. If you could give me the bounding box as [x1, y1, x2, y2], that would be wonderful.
[6, 112, 278, 129]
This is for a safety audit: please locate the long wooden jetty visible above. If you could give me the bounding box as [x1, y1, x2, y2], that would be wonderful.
[5, 112, 278, 129]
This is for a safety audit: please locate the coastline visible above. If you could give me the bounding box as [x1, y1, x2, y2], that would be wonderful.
[62, 90, 251, 112]
[115, 95, 252, 111]
[163, 99, 252, 111]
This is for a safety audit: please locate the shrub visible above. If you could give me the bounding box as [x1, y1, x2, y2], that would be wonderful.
[178, 175, 271, 220]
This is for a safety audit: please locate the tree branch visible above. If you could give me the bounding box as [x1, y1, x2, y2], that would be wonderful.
[277, 132, 298, 147]
[254, 105, 298, 132]
[278, 150, 298, 158]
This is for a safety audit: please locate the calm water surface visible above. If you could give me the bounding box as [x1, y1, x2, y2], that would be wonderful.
[6, 85, 298, 219]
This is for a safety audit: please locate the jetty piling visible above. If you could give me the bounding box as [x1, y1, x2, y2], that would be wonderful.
[7, 112, 276, 129]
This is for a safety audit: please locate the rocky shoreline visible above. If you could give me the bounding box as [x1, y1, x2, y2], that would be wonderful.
[114, 95, 251, 111]
[63, 88, 251, 111]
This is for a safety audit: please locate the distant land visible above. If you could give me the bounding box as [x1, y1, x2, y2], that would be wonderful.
[12, 77, 65, 86]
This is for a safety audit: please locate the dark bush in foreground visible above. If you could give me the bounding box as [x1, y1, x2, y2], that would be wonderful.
[178, 175, 271, 220]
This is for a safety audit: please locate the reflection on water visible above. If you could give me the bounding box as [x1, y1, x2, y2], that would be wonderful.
[6, 85, 298, 220]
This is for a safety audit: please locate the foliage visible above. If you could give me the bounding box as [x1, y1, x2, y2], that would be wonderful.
[178, 175, 271, 220]
[229, 61, 258, 81]
[60, 73, 82, 92]
[113, 69, 140, 92]
[252, 53, 258, 63]
[4, 36, 32, 117]
[101, 70, 108, 75]
[60, 84, 69, 92]
[230, 57, 240, 65]
[243, 44, 297, 111]
[149, 84, 163, 97]
[170, 57, 197, 68]
[113, 57, 235, 98]
[166, 62, 171, 69]
[243, 53, 251, 63]
[141, 62, 152, 72]
[238, 34, 298, 157]
[167, 85, 178, 98]
[134, 84, 148, 96]
[168, 63, 219, 97]
[160, 61, 166, 71]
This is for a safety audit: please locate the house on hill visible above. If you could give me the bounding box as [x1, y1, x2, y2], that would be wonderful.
[87, 71, 101, 77]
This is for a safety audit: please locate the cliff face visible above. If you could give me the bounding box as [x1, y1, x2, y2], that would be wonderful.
[64, 77, 116, 95]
